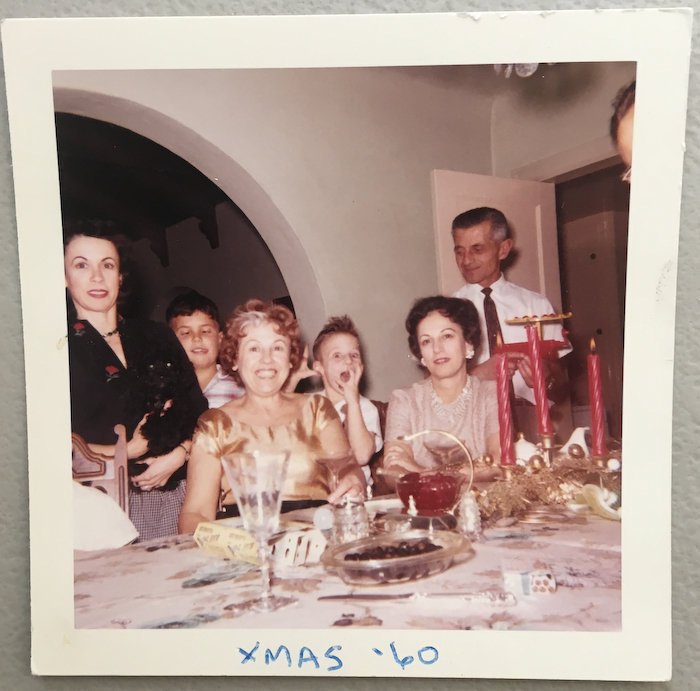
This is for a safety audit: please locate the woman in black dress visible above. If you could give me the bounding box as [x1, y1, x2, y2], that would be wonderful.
[65, 223, 207, 541]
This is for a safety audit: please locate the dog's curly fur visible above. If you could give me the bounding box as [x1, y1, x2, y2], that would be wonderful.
[128, 357, 202, 476]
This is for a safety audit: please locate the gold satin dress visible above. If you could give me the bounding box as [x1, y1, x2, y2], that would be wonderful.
[192, 393, 340, 507]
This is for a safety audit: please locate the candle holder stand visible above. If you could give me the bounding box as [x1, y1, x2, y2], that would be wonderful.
[538, 434, 558, 467]
[590, 455, 608, 469]
[500, 464, 515, 482]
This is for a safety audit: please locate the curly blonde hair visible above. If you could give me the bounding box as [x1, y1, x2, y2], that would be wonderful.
[219, 299, 302, 386]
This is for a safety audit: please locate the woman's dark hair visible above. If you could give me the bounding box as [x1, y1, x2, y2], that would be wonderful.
[406, 295, 481, 361]
[62, 219, 133, 316]
[610, 80, 635, 144]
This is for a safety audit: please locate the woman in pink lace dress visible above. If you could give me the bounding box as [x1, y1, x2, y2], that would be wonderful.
[382, 296, 501, 481]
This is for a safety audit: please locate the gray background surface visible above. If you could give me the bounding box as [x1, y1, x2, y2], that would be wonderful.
[0, 0, 697, 688]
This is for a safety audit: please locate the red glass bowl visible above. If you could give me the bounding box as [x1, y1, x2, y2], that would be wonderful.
[396, 470, 464, 516]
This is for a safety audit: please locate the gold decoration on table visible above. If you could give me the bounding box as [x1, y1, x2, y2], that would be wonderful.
[489, 312, 622, 525]
[379, 427, 622, 525]
[567, 443, 586, 460]
[472, 447, 622, 523]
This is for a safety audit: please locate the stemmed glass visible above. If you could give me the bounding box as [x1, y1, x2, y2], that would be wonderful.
[420, 431, 472, 470]
[221, 450, 297, 613]
[315, 450, 354, 504]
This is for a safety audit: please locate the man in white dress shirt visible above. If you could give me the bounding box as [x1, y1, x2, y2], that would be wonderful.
[451, 207, 570, 430]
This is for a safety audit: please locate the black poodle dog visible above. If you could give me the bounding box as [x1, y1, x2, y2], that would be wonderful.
[127, 356, 203, 478]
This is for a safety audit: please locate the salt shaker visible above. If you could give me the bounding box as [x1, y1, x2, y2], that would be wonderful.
[332, 494, 370, 545]
[457, 490, 482, 541]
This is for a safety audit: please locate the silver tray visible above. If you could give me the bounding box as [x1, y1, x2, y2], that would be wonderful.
[321, 529, 474, 586]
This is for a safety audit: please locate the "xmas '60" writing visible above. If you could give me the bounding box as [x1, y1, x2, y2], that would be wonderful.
[238, 640, 439, 671]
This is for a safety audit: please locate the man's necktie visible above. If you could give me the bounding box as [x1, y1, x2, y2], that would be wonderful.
[482, 287, 517, 406]
[482, 287, 503, 356]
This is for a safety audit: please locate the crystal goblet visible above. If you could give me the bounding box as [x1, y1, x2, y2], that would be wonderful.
[421, 432, 469, 468]
[315, 451, 354, 503]
[221, 450, 296, 613]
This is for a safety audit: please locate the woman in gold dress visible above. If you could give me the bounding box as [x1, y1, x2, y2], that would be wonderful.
[178, 299, 365, 533]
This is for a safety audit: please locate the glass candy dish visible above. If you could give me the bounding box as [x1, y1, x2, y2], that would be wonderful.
[321, 529, 474, 586]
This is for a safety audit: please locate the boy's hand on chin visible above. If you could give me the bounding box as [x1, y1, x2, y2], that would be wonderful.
[340, 363, 363, 404]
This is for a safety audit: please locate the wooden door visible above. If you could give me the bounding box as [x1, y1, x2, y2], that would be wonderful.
[560, 210, 625, 435]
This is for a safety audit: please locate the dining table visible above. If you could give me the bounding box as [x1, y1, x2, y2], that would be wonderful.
[73, 501, 621, 631]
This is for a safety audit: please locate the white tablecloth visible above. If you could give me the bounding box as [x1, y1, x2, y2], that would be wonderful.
[74, 510, 620, 631]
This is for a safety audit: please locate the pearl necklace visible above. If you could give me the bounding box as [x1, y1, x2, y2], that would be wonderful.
[430, 378, 473, 427]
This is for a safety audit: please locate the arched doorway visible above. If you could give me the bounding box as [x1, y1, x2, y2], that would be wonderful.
[53, 87, 326, 334]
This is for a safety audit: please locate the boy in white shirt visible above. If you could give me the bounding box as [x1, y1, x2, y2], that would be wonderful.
[311, 316, 382, 483]
[166, 291, 243, 408]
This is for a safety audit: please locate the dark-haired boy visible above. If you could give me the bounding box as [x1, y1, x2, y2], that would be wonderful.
[166, 290, 243, 408]
[312, 316, 382, 483]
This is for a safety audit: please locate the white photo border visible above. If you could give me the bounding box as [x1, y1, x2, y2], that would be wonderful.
[2, 9, 690, 679]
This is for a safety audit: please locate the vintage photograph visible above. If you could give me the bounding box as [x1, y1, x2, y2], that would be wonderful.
[2, 10, 689, 679]
[61, 62, 632, 633]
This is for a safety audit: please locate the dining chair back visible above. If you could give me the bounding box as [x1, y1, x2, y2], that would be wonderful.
[371, 399, 388, 439]
[71, 424, 129, 513]
[369, 400, 392, 495]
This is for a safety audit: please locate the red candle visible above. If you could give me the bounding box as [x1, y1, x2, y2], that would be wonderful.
[525, 324, 553, 437]
[495, 353, 515, 465]
[587, 338, 608, 457]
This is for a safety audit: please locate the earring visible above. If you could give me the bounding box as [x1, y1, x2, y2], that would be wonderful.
[420, 357, 426, 366]
[466, 349, 474, 360]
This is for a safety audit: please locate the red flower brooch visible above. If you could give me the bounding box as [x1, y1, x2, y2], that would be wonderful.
[73, 322, 86, 336]
[105, 365, 120, 382]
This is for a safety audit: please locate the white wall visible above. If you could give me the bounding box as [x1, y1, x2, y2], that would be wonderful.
[491, 62, 636, 178]
[53, 66, 494, 398]
[53, 62, 632, 398]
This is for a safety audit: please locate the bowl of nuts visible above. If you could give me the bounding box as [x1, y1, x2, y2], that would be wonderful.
[321, 529, 474, 585]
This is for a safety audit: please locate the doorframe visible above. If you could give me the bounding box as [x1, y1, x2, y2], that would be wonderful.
[506, 137, 628, 441]
[552, 152, 630, 443]
[508, 134, 622, 184]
